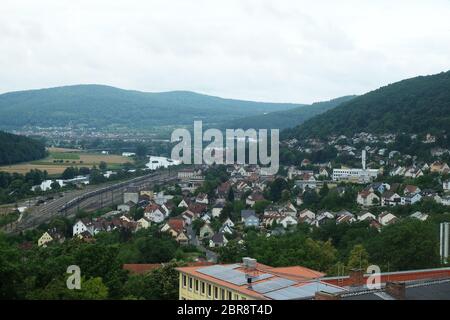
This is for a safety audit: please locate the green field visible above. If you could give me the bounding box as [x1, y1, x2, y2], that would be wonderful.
[49, 152, 81, 160]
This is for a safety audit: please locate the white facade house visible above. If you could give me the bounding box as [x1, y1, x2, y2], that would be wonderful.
[444, 180, 450, 192]
[146, 211, 165, 223]
[298, 209, 316, 221]
[357, 191, 380, 206]
[280, 216, 298, 228]
[357, 211, 376, 222]
[378, 212, 398, 226]
[401, 193, 422, 205]
[73, 220, 93, 236]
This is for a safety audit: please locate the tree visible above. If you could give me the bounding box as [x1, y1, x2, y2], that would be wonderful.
[347, 244, 369, 271]
[253, 200, 271, 214]
[135, 144, 148, 158]
[99, 161, 107, 171]
[227, 188, 235, 202]
[50, 181, 61, 190]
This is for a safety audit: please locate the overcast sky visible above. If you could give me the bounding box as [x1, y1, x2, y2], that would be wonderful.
[1, 0, 450, 103]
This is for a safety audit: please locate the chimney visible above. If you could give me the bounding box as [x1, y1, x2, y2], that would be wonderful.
[314, 291, 341, 300]
[385, 282, 405, 300]
[349, 268, 365, 287]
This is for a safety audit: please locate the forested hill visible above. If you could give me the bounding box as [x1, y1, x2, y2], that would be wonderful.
[0, 85, 302, 129]
[284, 71, 450, 139]
[225, 96, 356, 130]
[0, 131, 46, 165]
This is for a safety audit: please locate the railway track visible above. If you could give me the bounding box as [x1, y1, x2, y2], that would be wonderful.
[9, 170, 178, 233]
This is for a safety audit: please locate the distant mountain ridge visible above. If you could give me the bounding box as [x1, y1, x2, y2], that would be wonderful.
[225, 96, 356, 130]
[284, 71, 450, 140]
[0, 85, 303, 130]
[0, 131, 46, 165]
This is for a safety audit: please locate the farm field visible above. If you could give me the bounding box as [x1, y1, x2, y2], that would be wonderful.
[0, 148, 133, 175]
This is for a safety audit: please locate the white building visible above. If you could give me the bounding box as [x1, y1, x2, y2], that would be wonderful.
[31, 179, 66, 191]
[332, 150, 379, 183]
[444, 180, 450, 192]
[146, 156, 181, 170]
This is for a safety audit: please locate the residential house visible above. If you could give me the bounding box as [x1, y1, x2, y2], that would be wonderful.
[357, 190, 380, 206]
[378, 212, 398, 226]
[246, 191, 265, 207]
[381, 191, 401, 206]
[280, 202, 297, 217]
[336, 215, 356, 224]
[357, 211, 376, 222]
[176, 231, 189, 245]
[212, 203, 225, 218]
[161, 218, 185, 238]
[199, 223, 214, 239]
[195, 193, 209, 204]
[244, 214, 260, 228]
[430, 161, 450, 174]
[315, 211, 335, 226]
[182, 210, 195, 225]
[144, 204, 166, 223]
[219, 224, 234, 235]
[178, 199, 190, 208]
[280, 216, 298, 228]
[404, 167, 424, 179]
[441, 196, 450, 206]
[410, 211, 429, 221]
[404, 185, 421, 195]
[73, 219, 93, 236]
[38, 229, 65, 247]
[443, 180, 450, 192]
[298, 209, 316, 221]
[209, 233, 228, 248]
[222, 218, 235, 228]
[137, 217, 151, 230]
[241, 210, 256, 222]
[401, 193, 422, 205]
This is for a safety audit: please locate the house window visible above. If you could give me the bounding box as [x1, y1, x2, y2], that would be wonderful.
[221, 288, 225, 300]
[201, 282, 205, 295]
[208, 284, 212, 297]
[188, 277, 193, 291]
[182, 275, 187, 288]
[195, 279, 199, 292]
[214, 287, 218, 299]
[227, 291, 232, 300]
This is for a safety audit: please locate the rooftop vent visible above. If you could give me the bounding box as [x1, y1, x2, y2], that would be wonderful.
[242, 257, 257, 270]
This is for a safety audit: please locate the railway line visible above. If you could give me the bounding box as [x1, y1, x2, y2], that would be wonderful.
[9, 169, 179, 233]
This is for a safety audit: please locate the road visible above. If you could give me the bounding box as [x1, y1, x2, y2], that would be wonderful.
[7, 170, 178, 234]
[186, 224, 218, 263]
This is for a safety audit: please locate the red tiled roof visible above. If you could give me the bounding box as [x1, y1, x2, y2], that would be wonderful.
[168, 218, 185, 233]
[123, 261, 214, 274]
[323, 267, 450, 287]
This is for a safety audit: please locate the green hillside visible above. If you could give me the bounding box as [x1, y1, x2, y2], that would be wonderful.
[284, 71, 450, 140]
[0, 85, 301, 130]
[225, 96, 355, 130]
[0, 131, 46, 165]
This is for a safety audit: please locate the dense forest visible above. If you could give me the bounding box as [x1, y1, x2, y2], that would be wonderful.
[0, 85, 302, 130]
[225, 96, 355, 130]
[284, 71, 450, 140]
[0, 131, 46, 165]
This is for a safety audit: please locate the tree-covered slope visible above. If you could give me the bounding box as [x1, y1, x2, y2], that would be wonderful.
[0, 85, 301, 129]
[225, 96, 355, 130]
[285, 71, 450, 139]
[0, 131, 46, 165]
